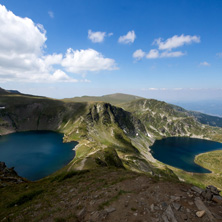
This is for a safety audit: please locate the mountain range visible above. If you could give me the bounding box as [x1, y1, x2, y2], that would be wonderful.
[1, 88, 222, 221]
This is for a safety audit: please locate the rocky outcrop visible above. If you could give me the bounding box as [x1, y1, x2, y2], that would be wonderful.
[191, 185, 222, 204]
[85, 103, 146, 137]
[0, 162, 25, 186]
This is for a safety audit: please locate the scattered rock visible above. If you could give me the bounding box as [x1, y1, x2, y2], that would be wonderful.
[170, 196, 180, 202]
[180, 188, 188, 192]
[213, 212, 222, 220]
[181, 213, 188, 220]
[105, 207, 116, 213]
[207, 185, 221, 195]
[172, 202, 181, 211]
[77, 208, 86, 219]
[162, 205, 178, 222]
[160, 202, 168, 210]
[191, 186, 204, 194]
[202, 189, 213, 201]
[196, 210, 205, 218]
[212, 195, 222, 204]
[194, 197, 216, 222]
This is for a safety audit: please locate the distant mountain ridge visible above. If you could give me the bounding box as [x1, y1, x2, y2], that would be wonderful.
[63, 93, 143, 105]
[63, 92, 222, 128]
[0, 87, 21, 95]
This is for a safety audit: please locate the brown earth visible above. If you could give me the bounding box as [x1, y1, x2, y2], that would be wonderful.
[1, 168, 222, 222]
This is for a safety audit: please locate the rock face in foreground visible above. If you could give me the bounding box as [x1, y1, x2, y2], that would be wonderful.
[0, 162, 25, 186]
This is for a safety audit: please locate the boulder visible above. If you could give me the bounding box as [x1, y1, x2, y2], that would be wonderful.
[196, 210, 205, 218]
[212, 195, 222, 204]
[191, 186, 204, 194]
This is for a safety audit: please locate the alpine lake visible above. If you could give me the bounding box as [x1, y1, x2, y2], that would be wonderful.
[150, 137, 222, 173]
[0, 131, 77, 181]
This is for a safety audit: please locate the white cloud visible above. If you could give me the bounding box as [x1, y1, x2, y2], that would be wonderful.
[50, 70, 78, 82]
[146, 49, 159, 59]
[0, 5, 46, 56]
[0, 5, 117, 83]
[118, 30, 136, 44]
[43, 53, 63, 66]
[160, 51, 185, 58]
[48, 11, 54, 18]
[146, 49, 184, 59]
[143, 88, 183, 91]
[61, 48, 118, 73]
[88, 30, 106, 43]
[138, 34, 199, 60]
[199, 61, 211, 66]
[133, 49, 145, 60]
[148, 88, 159, 91]
[153, 34, 200, 51]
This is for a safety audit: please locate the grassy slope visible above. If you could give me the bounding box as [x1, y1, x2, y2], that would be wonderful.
[195, 150, 222, 174]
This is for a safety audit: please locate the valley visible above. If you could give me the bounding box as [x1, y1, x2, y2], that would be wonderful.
[1, 88, 222, 221]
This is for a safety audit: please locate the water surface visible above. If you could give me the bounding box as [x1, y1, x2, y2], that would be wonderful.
[0, 131, 76, 180]
[150, 137, 222, 173]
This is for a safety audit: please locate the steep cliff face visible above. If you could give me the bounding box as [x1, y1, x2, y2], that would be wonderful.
[0, 95, 87, 134]
[85, 103, 146, 136]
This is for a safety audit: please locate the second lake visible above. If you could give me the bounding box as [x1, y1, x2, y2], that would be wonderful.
[150, 137, 222, 173]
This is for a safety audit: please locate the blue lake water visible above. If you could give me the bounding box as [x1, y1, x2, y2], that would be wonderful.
[0, 131, 77, 181]
[150, 137, 222, 173]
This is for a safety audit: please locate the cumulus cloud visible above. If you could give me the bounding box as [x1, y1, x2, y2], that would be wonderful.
[0, 5, 46, 56]
[88, 30, 106, 43]
[133, 49, 145, 60]
[134, 34, 198, 61]
[0, 4, 117, 83]
[118, 30, 136, 44]
[199, 61, 211, 66]
[62, 48, 117, 73]
[153, 34, 200, 51]
[50, 70, 78, 82]
[88, 30, 113, 43]
[48, 11, 54, 18]
[146, 49, 159, 59]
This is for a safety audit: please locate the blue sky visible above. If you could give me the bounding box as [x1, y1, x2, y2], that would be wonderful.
[0, 0, 222, 102]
